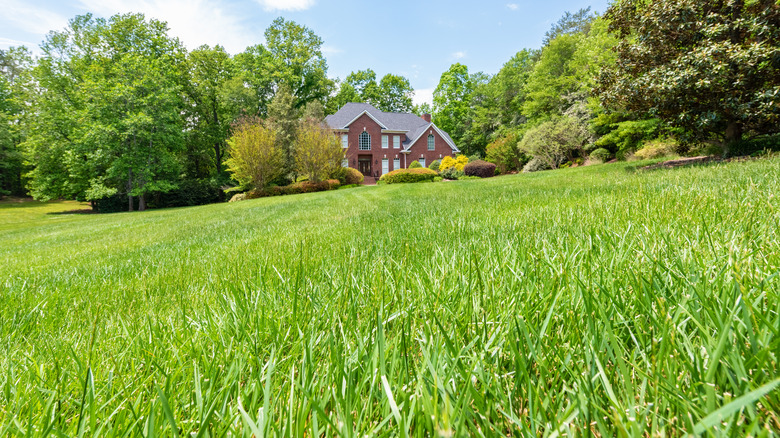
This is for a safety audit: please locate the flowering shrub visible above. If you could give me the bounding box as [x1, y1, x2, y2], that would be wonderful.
[439, 155, 469, 172]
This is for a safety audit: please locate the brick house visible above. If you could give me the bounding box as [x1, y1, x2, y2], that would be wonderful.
[324, 102, 460, 178]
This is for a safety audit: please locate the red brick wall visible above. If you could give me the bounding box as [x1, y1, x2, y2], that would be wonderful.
[405, 127, 457, 168]
[337, 115, 457, 176]
[340, 114, 407, 177]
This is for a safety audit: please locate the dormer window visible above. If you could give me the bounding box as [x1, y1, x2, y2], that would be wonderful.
[359, 131, 371, 150]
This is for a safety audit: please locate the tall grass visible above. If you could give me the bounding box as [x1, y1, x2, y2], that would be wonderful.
[1, 159, 779, 436]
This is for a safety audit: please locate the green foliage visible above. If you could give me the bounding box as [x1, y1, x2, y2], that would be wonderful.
[224, 118, 285, 189]
[543, 7, 595, 46]
[599, 0, 780, 153]
[294, 120, 344, 182]
[428, 159, 441, 172]
[433, 63, 475, 145]
[593, 117, 663, 154]
[0, 47, 31, 197]
[379, 167, 437, 183]
[439, 167, 465, 180]
[408, 160, 422, 169]
[433, 176, 443, 182]
[377, 74, 414, 113]
[485, 132, 526, 173]
[329, 69, 414, 114]
[589, 147, 611, 162]
[522, 156, 551, 172]
[267, 83, 300, 176]
[344, 167, 364, 185]
[633, 138, 680, 160]
[518, 117, 590, 169]
[523, 33, 583, 122]
[463, 160, 496, 178]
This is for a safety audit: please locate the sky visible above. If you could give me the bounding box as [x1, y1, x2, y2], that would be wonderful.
[0, 0, 610, 105]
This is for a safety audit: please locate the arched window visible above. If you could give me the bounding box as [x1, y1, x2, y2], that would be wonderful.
[359, 131, 371, 150]
[427, 134, 435, 151]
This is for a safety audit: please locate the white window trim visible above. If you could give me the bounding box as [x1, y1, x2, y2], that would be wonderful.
[393, 158, 400, 170]
[382, 135, 389, 149]
[342, 134, 348, 149]
[359, 132, 371, 151]
[381, 158, 389, 175]
[393, 136, 400, 149]
[427, 134, 435, 151]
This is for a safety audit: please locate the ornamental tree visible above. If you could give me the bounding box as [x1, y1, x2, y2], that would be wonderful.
[598, 0, 780, 154]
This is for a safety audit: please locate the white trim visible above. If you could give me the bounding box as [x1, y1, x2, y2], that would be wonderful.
[341, 110, 388, 129]
[382, 135, 389, 149]
[393, 135, 400, 149]
[403, 123, 460, 153]
[381, 129, 408, 134]
[341, 134, 348, 149]
[381, 158, 389, 175]
[393, 157, 400, 170]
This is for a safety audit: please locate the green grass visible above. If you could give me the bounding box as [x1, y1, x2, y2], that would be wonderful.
[1, 159, 779, 436]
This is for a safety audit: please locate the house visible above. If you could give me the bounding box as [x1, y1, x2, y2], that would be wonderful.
[324, 102, 460, 178]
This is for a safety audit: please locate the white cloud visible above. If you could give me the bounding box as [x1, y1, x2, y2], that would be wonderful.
[413, 88, 434, 107]
[255, 0, 315, 11]
[321, 45, 342, 55]
[506, 3, 519, 10]
[451, 51, 466, 60]
[0, 0, 69, 36]
[76, 0, 258, 54]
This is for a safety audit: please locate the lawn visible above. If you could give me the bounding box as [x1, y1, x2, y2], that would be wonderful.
[1, 159, 779, 436]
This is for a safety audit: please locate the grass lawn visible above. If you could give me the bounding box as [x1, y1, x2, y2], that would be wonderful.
[1, 159, 779, 436]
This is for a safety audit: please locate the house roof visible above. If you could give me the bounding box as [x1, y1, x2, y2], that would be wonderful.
[324, 102, 460, 152]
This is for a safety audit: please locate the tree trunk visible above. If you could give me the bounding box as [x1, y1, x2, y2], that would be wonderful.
[139, 193, 146, 211]
[127, 168, 134, 212]
[214, 143, 222, 175]
[724, 121, 743, 157]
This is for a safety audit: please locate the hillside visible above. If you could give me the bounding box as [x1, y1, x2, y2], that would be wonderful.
[1, 159, 779, 436]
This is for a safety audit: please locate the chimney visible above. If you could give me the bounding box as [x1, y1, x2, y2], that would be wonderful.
[421, 113, 431, 123]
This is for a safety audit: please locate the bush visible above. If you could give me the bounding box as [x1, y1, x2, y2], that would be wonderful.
[440, 167, 464, 180]
[428, 160, 441, 172]
[633, 138, 680, 160]
[409, 160, 422, 169]
[522, 157, 551, 173]
[486, 133, 526, 173]
[344, 167, 364, 185]
[148, 179, 226, 209]
[590, 148, 612, 162]
[463, 160, 496, 178]
[439, 155, 469, 172]
[229, 193, 247, 202]
[433, 176, 443, 182]
[379, 168, 438, 184]
[519, 117, 589, 169]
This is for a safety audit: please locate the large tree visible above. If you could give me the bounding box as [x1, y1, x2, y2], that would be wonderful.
[598, 0, 780, 153]
[432, 63, 475, 146]
[24, 13, 186, 211]
[0, 47, 32, 197]
[377, 74, 414, 113]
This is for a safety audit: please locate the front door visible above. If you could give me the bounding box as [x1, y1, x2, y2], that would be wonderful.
[358, 157, 372, 176]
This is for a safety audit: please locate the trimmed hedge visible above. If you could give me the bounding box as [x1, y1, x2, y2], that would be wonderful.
[242, 179, 340, 200]
[408, 160, 422, 169]
[379, 168, 438, 184]
[345, 167, 364, 185]
[463, 160, 496, 178]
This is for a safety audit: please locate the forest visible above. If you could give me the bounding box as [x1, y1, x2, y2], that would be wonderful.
[1, 0, 778, 209]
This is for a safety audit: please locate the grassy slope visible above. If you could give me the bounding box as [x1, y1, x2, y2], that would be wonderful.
[1, 160, 779, 436]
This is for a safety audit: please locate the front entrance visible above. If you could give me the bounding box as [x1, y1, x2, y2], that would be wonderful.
[358, 156, 372, 176]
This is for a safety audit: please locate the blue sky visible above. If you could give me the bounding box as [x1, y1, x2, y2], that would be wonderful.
[0, 0, 610, 105]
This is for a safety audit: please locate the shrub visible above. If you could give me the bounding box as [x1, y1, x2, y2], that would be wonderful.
[486, 132, 525, 173]
[329, 166, 347, 184]
[519, 117, 590, 169]
[634, 138, 680, 160]
[440, 167, 464, 180]
[344, 167, 364, 185]
[295, 121, 345, 182]
[433, 176, 443, 182]
[379, 168, 438, 184]
[522, 157, 551, 173]
[409, 160, 422, 169]
[148, 178, 226, 208]
[590, 148, 612, 162]
[440, 155, 468, 172]
[229, 193, 247, 202]
[225, 118, 286, 189]
[463, 160, 496, 178]
[467, 153, 482, 162]
[428, 160, 441, 172]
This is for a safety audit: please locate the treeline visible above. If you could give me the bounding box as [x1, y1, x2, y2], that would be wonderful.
[1, 1, 778, 207]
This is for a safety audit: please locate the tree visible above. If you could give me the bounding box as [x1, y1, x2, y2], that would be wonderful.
[486, 132, 525, 173]
[523, 33, 582, 123]
[543, 7, 595, 46]
[377, 74, 414, 113]
[294, 120, 344, 182]
[598, 0, 780, 153]
[325, 82, 361, 115]
[224, 117, 285, 189]
[344, 69, 381, 106]
[183, 45, 235, 178]
[267, 83, 300, 179]
[433, 63, 475, 145]
[0, 47, 32, 197]
[518, 117, 590, 169]
[24, 13, 186, 211]
[264, 17, 334, 109]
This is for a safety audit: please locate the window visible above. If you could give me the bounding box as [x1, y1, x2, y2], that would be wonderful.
[427, 134, 435, 151]
[382, 135, 388, 149]
[393, 158, 400, 170]
[382, 158, 389, 175]
[419, 158, 426, 168]
[341, 158, 348, 168]
[341, 134, 348, 149]
[393, 136, 400, 149]
[359, 131, 371, 150]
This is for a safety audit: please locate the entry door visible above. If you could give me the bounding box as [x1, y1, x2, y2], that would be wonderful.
[358, 158, 371, 176]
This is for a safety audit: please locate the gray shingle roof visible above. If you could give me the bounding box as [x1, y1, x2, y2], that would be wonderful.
[324, 102, 459, 152]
